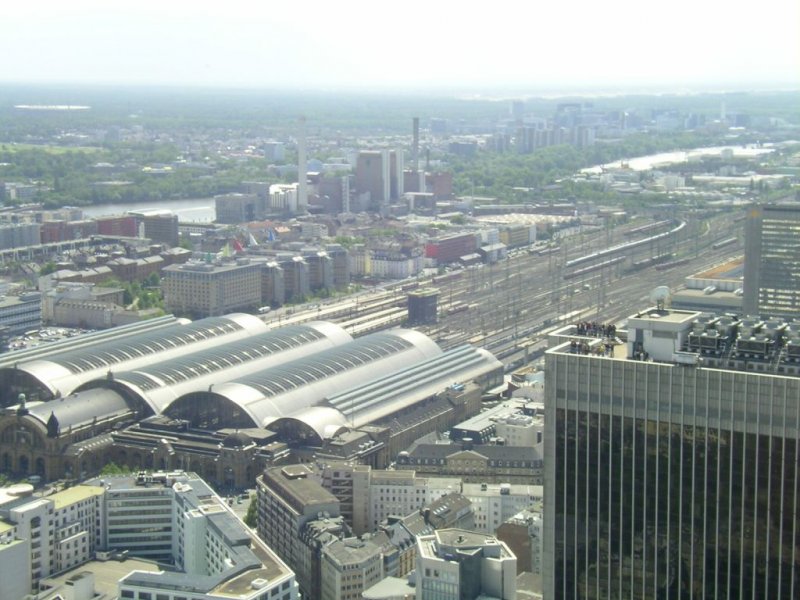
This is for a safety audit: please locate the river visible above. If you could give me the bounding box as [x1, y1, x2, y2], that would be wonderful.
[80, 198, 216, 222]
[581, 144, 774, 174]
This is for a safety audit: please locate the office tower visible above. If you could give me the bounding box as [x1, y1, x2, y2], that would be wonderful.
[743, 203, 800, 317]
[544, 306, 800, 599]
[354, 150, 404, 213]
[407, 288, 439, 325]
[128, 209, 179, 246]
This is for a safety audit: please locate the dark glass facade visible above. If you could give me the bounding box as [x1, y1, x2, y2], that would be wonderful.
[546, 352, 800, 599]
[743, 203, 800, 317]
[553, 411, 798, 598]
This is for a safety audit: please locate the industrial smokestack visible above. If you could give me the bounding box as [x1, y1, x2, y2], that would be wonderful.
[297, 116, 308, 212]
[412, 117, 420, 172]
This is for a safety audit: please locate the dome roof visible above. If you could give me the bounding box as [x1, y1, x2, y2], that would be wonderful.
[222, 431, 252, 448]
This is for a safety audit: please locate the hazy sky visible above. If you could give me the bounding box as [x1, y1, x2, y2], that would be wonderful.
[3, 0, 798, 92]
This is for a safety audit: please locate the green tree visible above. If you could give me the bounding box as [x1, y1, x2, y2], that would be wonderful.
[100, 462, 134, 475]
[40, 261, 58, 276]
[243, 496, 257, 528]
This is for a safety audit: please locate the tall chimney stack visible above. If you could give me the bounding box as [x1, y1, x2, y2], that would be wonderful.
[297, 116, 308, 212]
[412, 117, 420, 172]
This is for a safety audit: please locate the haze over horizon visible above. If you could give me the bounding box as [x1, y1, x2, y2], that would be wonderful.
[3, 0, 798, 94]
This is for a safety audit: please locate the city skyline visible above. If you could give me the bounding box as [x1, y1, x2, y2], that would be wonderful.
[2, 0, 798, 92]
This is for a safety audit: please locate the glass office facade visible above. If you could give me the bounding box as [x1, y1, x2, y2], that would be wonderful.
[744, 203, 800, 317]
[546, 352, 800, 599]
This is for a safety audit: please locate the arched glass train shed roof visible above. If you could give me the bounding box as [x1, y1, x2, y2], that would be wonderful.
[0, 313, 267, 402]
[272, 345, 503, 443]
[165, 329, 442, 430]
[75, 321, 352, 414]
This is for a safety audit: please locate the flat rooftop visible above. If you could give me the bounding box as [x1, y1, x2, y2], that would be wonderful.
[693, 257, 744, 280]
[628, 307, 700, 325]
[51, 485, 104, 510]
[39, 557, 162, 599]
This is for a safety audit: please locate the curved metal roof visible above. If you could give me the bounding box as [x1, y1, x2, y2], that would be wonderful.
[26, 387, 132, 432]
[167, 329, 443, 428]
[78, 321, 353, 414]
[2, 313, 268, 400]
[264, 407, 349, 444]
[324, 345, 503, 428]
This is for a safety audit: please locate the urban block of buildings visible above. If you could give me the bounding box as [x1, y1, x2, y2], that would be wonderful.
[0, 471, 297, 600]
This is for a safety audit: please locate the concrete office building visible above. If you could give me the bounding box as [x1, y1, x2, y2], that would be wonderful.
[416, 529, 517, 600]
[163, 259, 263, 317]
[0, 482, 104, 594]
[743, 203, 800, 317]
[256, 465, 341, 598]
[0, 292, 42, 337]
[396, 443, 543, 484]
[282, 255, 310, 302]
[325, 244, 350, 289]
[262, 260, 286, 306]
[496, 506, 544, 578]
[0, 222, 40, 249]
[3, 471, 288, 599]
[270, 184, 299, 213]
[544, 306, 800, 598]
[100, 471, 297, 600]
[461, 483, 543, 535]
[320, 537, 384, 600]
[305, 250, 334, 292]
[129, 209, 180, 247]
[215, 193, 264, 224]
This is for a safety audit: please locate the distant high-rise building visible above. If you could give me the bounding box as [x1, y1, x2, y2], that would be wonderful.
[215, 192, 263, 224]
[407, 288, 439, 325]
[355, 150, 404, 213]
[511, 99, 525, 124]
[298, 117, 308, 212]
[743, 203, 800, 317]
[128, 209, 179, 247]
